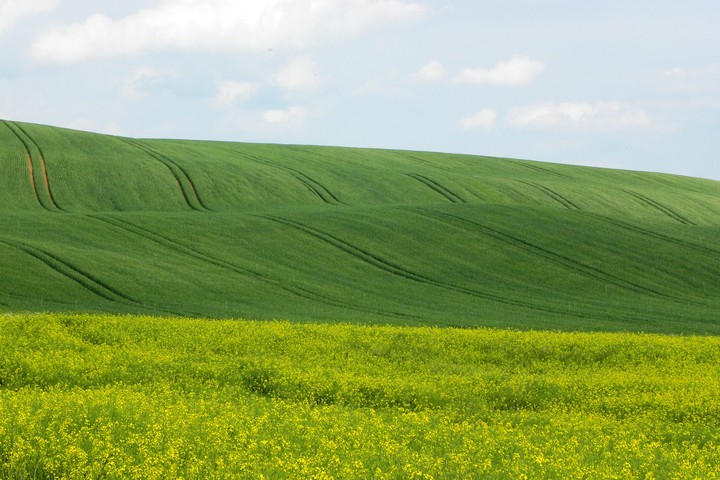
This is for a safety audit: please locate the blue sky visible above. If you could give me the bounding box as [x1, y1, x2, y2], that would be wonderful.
[2, 0, 719, 180]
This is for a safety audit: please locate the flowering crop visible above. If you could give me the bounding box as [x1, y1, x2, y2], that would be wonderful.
[1, 313, 719, 478]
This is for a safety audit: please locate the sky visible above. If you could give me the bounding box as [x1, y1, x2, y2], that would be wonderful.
[1, 0, 719, 181]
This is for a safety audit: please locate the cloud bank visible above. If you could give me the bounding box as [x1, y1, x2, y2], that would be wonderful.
[0, 0, 57, 35]
[659, 66, 720, 95]
[273, 55, 324, 91]
[212, 80, 259, 108]
[506, 102, 651, 130]
[30, 0, 428, 63]
[412, 60, 446, 82]
[460, 109, 496, 130]
[456, 56, 545, 87]
[263, 105, 307, 124]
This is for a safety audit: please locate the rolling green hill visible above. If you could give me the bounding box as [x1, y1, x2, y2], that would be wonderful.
[1, 120, 719, 333]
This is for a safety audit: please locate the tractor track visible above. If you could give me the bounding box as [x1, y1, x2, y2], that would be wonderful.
[414, 209, 702, 306]
[288, 146, 347, 165]
[587, 213, 720, 258]
[229, 150, 344, 205]
[0, 238, 137, 305]
[626, 171, 709, 195]
[518, 181, 580, 210]
[622, 189, 694, 225]
[289, 146, 457, 174]
[2, 120, 45, 210]
[0, 236, 184, 316]
[258, 214, 625, 320]
[0, 290, 99, 308]
[11, 122, 63, 211]
[517, 162, 571, 179]
[406, 173, 466, 204]
[90, 215, 414, 319]
[399, 152, 457, 172]
[122, 139, 211, 212]
[286, 168, 342, 204]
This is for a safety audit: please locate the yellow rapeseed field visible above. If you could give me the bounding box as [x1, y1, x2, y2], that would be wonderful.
[1, 313, 719, 478]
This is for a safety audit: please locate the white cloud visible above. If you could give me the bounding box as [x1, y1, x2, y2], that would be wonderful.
[456, 56, 545, 87]
[0, 0, 57, 35]
[659, 66, 720, 95]
[30, 0, 428, 63]
[122, 66, 166, 99]
[262, 105, 307, 124]
[412, 60, 446, 82]
[353, 71, 406, 96]
[212, 80, 259, 107]
[273, 55, 323, 91]
[506, 102, 651, 130]
[460, 109, 496, 130]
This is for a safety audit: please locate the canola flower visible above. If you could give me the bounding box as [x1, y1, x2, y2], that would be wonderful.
[1, 313, 719, 478]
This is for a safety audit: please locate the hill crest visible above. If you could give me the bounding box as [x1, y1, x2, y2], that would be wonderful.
[1, 120, 719, 333]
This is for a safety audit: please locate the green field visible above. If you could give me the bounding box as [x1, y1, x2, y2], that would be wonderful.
[2, 120, 720, 478]
[1, 120, 719, 332]
[2, 313, 720, 479]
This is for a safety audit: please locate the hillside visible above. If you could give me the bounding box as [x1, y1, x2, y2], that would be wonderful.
[1, 120, 719, 333]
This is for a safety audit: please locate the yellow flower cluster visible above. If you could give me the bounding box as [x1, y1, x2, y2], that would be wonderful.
[1, 313, 719, 478]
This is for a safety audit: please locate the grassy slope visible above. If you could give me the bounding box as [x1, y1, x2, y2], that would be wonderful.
[1, 120, 719, 333]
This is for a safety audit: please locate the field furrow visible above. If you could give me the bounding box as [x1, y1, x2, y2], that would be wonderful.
[259, 215, 618, 321]
[235, 150, 343, 205]
[416, 209, 699, 305]
[122, 139, 211, 211]
[90, 215, 412, 319]
[406, 173, 466, 203]
[518, 180, 580, 210]
[0, 238, 134, 305]
[588, 213, 720, 258]
[399, 152, 456, 172]
[11, 122, 63, 211]
[289, 172, 337, 204]
[516, 161, 572, 178]
[622, 189, 694, 225]
[287, 168, 343, 205]
[1, 121, 46, 210]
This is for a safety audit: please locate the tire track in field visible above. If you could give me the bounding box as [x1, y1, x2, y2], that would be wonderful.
[290, 146, 458, 174]
[258, 215, 614, 319]
[517, 181, 580, 210]
[587, 213, 720, 258]
[0, 237, 137, 305]
[230, 150, 344, 205]
[0, 290, 100, 309]
[285, 166, 343, 204]
[622, 189, 694, 225]
[1, 120, 45, 210]
[89, 215, 414, 319]
[11, 122, 64, 211]
[516, 162, 572, 179]
[626, 171, 710, 196]
[399, 152, 457, 172]
[415, 209, 702, 306]
[0, 236, 188, 317]
[406, 173, 466, 204]
[121, 139, 211, 211]
[287, 146, 346, 165]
